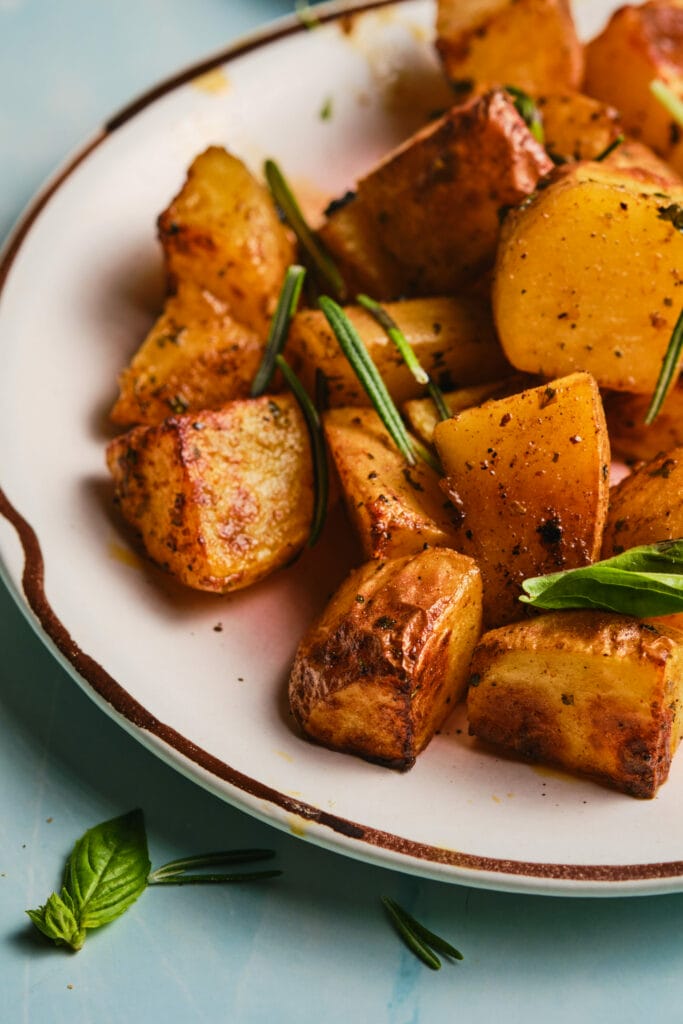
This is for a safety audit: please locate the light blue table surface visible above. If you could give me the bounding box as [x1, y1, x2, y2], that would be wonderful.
[2, 2, 683, 1022]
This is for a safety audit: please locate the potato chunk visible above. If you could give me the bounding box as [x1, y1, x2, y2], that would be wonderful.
[536, 92, 623, 164]
[288, 296, 509, 409]
[158, 146, 295, 336]
[403, 374, 535, 447]
[467, 611, 683, 797]
[320, 90, 552, 296]
[493, 162, 683, 393]
[584, 1, 683, 176]
[602, 447, 683, 557]
[289, 548, 483, 768]
[436, 0, 584, 97]
[323, 407, 463, 560]
[433, 373, 611, 627]
[602, 383, 683, 464]
[110, 284, 265, 427]
[107, 394, 313, 593]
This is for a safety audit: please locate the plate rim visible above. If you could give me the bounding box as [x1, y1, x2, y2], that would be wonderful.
[2, 0, 682, 897]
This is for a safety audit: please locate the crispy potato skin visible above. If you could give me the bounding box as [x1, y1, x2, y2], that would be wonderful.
[602, 447, 683, 557]
[107, 394, 313, 593]
[467, 611, 683, 797]
[584, 1, 683, 175]
[157, 147, 295, 337]
[493, 162, 683, 393]
[288, 296, 509, 409]
[289, 549, 483, 768]
[323, 407, 463, 560]
[436, 0, 584, 97]
[434, 373, 611, 628]
[602, 384, 683, 464]
[110, 284, 265, 427]
[321, 90, 552, 296]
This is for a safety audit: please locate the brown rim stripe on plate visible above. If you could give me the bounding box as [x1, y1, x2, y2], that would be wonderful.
[1, 0, 682, 889]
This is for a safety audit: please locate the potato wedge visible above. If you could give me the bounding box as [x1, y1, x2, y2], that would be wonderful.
[602, 382, 683, 463]
[321, 90, 552, 296]
[289, 548, 483, 768]
[288, 296, 509, 409]
[467, 611, 683, 797]
[110, 284, 265, 427]
[107, 394, 313, 593]
[493, 162, 683, 393]
[602, 447, 683, 557]
[537, 92, 623, 163]
[158, 146, 295, 336]
[584, 1, 683, 176]
[435, 0, 584, 98]
[433, 372, 611, 627]
[323, 407, 462, 560]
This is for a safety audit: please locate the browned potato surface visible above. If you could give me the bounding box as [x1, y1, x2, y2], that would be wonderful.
[602, 382, 683, 463]
[467, 611, 683, 797]
[493, 162, 683, 393]
[110, 283, 265, 427]
[317, 196, 409, 301]
[158, 146, 295, 336]
[602, 447, 683, 556]
[289, 548, 483, 768]
[434, 372, 611, 627]
[288, 296, 509, 409]
[537, 92, 623, 163]
[321, 90, 552, 296]
[584, 1, 683, 176]
[107, 394, 313, 593]
[436, 0, 584, 98]
[323, 407, 463, 560]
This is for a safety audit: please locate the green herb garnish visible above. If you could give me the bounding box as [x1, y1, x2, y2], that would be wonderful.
[251, 264, 306, 396]
[381, 897, 464, 971]
[295, 0, 320, 29]
[356, 294, 451, 423]
[505, 85, 544, 145]
[658, 204, 683, 233]
[594, 133, 625, 163]
[520, 539, 683, 615]
[318, 296, 418, 467]
[264, 158, 346, 300]
[650, 79, 683, 128]
[319, 96, 333, 121]
[26, 811, 280, 951]
[275, 354, 329, 545]
[644, 306, 683, 425]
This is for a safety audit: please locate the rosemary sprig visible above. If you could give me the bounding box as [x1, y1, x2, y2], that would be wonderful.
[149, 870, 282, 886]
[148, 847, 281, 885]
[275, 354, 329, 545]
[264, 159, 346, 301]
[318, 296, 417, 467]
[594, 133, 625, 163]
[644, 306, 683, 424]
[356, 293, 451, 422]
[381, 897, 463, 970]
[505, 85, 544, 145]
[251, 265, 306, 397]
[650, 79, 683, 128]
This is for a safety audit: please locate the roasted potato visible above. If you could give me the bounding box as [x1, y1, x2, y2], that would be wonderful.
[107, 394, 313, 593]
[158, 146, 295, 337]
[320, 89, 552, 296]
[584, 1, 683, 176]
[602, 381, 683, 463]
[467, 610, 683, 797]
[110, 283, 265, 427]
[435, 0, 584, 98]
[493, 161, 683, 393]
[288, 296, 509, 409]
[602, 446, 683, 556]
[323, 407, 463, 560]
[289, 548, 483, 768]
[434, 372, 611, 628]
[537, 92, 623, 163]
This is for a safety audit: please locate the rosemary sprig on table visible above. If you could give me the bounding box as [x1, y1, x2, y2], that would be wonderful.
[356, 293, 451, 422]
[148, 848, 279, 885]
[275, 354, 329, 545]
[650, 79, 683, 128]
[382, 897, 464, 970]
[251, 264, 306, 396]
[644, 306, 683, 425]
[264, 158, 346, 300]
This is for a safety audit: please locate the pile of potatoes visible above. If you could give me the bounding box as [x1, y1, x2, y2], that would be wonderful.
[107, 0, 683, 798]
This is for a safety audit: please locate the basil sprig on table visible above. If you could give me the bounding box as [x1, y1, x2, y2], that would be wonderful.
[27, 810, 280, 951]
[520, 539, 683, 615]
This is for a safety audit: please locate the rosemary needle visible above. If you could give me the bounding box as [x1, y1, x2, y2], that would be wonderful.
[149, 870, 282, 886]
[594, 134, 625, 163]
[251, 265, 306, 397]
[149, 849, 276, 881]
[650, 79, 683, 128]
[644, 306, 683, 425]
[381, 897, 464, 971]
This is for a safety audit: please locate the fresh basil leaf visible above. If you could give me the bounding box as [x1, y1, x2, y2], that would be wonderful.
[521, 540, 683, 614]
[27, 890, 85, 950]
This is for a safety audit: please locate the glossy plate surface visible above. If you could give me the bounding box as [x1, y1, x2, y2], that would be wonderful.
[1, 0, 679, 897]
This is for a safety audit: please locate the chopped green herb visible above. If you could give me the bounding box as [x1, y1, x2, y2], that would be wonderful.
[505, 85, 544, 145]
[594, 134, 625, 162]
[319, 96, 333, 121]
[658, 203, 683, 233]
[650, 80, 683, 129]
[295, 0, 320, 29]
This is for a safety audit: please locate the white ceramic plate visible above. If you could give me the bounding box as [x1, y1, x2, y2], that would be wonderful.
[2, 0, 680, 897]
